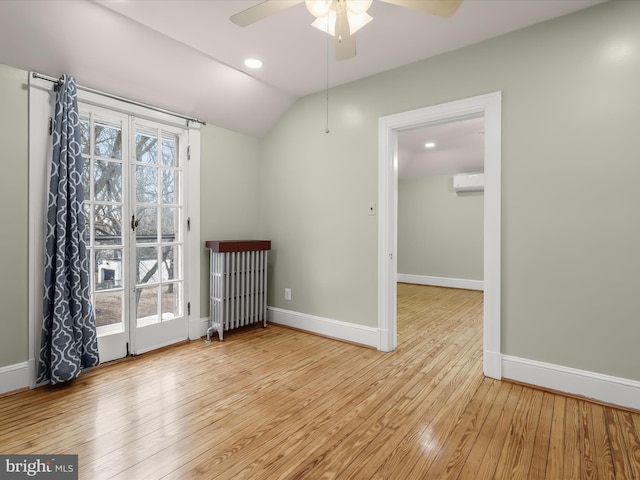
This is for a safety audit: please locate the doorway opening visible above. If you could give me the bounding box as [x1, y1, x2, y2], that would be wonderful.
[377, 92, 502, 379]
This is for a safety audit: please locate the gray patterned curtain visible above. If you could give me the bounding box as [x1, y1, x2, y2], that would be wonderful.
[38, 75, 99, 385]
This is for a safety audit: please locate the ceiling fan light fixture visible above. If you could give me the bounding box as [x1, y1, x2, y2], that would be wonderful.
[346, 0, 372, 15]
[305, 0, 332, 18]
[311, 11, 336, 35]
[311, 10, 372, 36]
[346, 11, 373, 35]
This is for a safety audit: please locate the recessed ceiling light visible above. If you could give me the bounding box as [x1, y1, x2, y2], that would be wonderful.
[244, 58, 263, 69]
[424, 142, 436, 149]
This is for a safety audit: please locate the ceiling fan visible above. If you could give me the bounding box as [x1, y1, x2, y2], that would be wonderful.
[231, 0, 463, 61]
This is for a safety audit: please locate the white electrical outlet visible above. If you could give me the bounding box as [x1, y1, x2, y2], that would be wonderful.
[284, 288, 292, 301]
[368, 202, 376, 216]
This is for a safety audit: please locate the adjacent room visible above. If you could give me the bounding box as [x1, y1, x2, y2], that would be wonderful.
[1, 0, 639, 478]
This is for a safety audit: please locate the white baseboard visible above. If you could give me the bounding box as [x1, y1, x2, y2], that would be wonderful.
[0, 361, 31, 395]
[483, 350, 502, 380]
[190, 316, 209, 340]
[397, 274, 484, 291]
[502, 355, 640, 411]
[267, 307, 378, 349]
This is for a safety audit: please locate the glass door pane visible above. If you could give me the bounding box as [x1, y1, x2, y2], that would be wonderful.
[81, 109, 130, 361]
[131, 121, 186, 354]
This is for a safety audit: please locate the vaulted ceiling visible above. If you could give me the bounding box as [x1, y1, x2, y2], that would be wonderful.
[0, 0, 603, 138]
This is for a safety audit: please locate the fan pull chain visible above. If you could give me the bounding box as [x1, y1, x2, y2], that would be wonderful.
[325, 22, 330, 134]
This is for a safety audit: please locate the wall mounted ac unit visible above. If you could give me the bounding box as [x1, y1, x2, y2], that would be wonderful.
[453, 173, 484, 193]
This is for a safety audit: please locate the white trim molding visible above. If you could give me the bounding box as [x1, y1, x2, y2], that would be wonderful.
[378, 91, 502, 379]
[397, 274, 484, 291]
[0, 361, 32, 395]
[186, 127, 201, 341]
[502, 355, 640, 411]
[191, 316, 210, 340]
[268, 307, 378, 349]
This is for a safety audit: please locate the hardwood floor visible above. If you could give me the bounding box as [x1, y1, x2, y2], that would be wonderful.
[1, 283, 639, 479]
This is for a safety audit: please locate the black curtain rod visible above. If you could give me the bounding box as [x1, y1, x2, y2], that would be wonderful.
[31, 72, 206, 126]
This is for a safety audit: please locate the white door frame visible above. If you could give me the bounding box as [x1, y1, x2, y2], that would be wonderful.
[377, 91, 502, 379]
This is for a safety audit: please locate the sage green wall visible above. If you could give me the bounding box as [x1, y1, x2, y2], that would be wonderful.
[199, 125, 261, 316]
[398, 175, 483, 280]
[260, 0, 640, 381]
[0, 64, 29, 368]
[260, 93, 379, 326]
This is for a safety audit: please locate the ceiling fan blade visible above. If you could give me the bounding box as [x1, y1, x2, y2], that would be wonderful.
[335, 7, 356, 60]
[379, 0, 463, 18]
[230, 0, 304, 27]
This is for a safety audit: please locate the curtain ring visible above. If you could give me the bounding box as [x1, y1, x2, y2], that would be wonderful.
[53, 75, 65, 92]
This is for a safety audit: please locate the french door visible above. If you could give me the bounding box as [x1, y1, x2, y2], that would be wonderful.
[80, 105, 189, 362]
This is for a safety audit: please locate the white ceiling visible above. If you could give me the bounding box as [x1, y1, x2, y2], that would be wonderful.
[398, 116, 485, 179]
[0, 0, 604, 138]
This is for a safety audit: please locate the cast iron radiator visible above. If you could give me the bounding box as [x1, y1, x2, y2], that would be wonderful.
[205, 240, 271, 342]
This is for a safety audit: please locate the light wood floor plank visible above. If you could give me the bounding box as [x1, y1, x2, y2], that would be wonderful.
[565, 397, 583, 480]
[417, 378, 499, 479]
[619, 410, 640, 479]
[591, 403, 616, 479]
[545, 394, 567, 479]
[1, 284, 639, 479]
[527, 391, 554, 479]
[467, 383, 524, 480]
[493, 387, 545, 479]
[456, 380, 514, 479]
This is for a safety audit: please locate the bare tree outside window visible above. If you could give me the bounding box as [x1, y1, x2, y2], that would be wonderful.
[81, 116, 182, 327]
